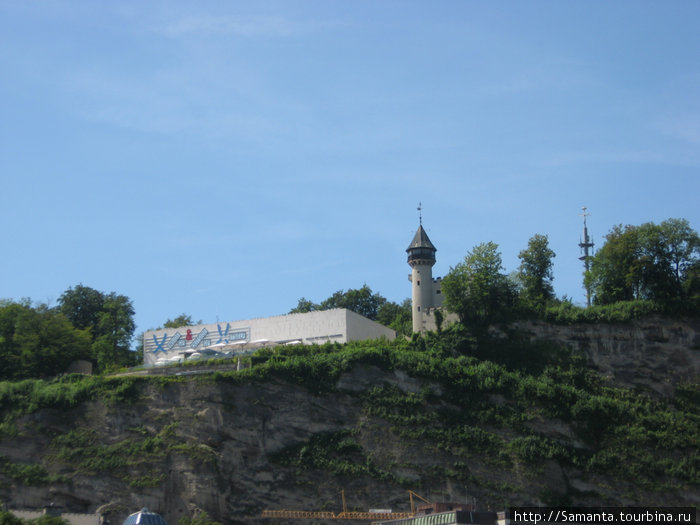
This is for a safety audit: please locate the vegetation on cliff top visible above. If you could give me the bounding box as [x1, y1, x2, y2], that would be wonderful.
[441, 219, 699, 332]
[1, 217, 697, 381]
[1, 324, 697, 505]
[253, 330, 699, 503]
[0, 216, 697, 507]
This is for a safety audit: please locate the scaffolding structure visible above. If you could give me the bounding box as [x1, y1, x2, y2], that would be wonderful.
[260, 509, 414, 520]
[260, 490, 426, 521]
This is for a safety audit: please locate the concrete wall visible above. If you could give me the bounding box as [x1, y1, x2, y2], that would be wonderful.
[143, 309, 395, 366]
[344, 309, 396, 342]
[419, 308, 459, 332]
[10, 510, 101, 525]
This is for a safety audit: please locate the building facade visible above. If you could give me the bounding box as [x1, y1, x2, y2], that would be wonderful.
[407, 223, 444, 333]
[142, 309, 395, 366]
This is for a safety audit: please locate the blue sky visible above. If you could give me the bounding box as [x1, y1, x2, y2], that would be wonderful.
[2, 1, 699, 339]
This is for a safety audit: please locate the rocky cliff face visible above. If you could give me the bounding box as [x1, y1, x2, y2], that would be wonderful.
[4, 375, 431, 525]
[514, 315, 700, 397]
[1, 317, 698, 525]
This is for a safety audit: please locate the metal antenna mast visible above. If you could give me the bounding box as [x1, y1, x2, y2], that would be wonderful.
[578, 207, 595, 307]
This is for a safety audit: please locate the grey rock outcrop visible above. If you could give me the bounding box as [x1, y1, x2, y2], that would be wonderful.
[514, 316, 700, 397]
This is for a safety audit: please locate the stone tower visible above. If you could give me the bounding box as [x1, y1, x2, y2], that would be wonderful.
[406, 222, 440, 333]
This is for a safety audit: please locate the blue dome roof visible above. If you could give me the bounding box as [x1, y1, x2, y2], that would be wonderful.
[122, 509, 168, 525]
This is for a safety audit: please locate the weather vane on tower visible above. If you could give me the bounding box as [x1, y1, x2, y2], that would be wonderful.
[418, 202, 422, 225]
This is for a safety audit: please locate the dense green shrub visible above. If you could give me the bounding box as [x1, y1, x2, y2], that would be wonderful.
[0, 513, 70, 525]
[270, 430, 396, 481]
[0, 455, 62, 485]
[543, 300, 662, 324]
[179, 512, 223, 525]
[0, 510, 24, 525]
[508, 435, 568, 463]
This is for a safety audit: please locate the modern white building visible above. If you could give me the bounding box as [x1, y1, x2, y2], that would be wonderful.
[143, 308, 395, 366]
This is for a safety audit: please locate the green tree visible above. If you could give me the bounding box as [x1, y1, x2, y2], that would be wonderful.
[376, 298, 412, 336]
[163, 314, 200, 328]
[585, 224, 640, 304]
[0, 300, 92, 379]
[289, 287, 409, 334]
[685, 260, 700, 301]
[442, 242, 516, 330]
[0, 299, 29, 376]
[517, 234, 556, 312]
[587, 219, 700, 307]
[318, 284, 387, 320]
[289, 297, 317, 314]
[57, 285, 137, 371]
[657, 218, 700, 300]
[291, 285, 388, 321]
[58, 284, 105, 333]
[92, 293, 136, 371]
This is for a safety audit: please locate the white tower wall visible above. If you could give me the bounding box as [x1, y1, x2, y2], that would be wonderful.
[406, 223, 438, 333]
[410, 264, 434, 333]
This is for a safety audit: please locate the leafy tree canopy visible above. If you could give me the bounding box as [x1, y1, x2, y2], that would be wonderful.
[376, 298, 412, 336]
[57, 285, 138, 372]
[2, 284, 139, 378]
[290, 285, 412, 336]
[0, 299, 92, 380]
[441, 242, 517, 331]
[289, 297, 317, 314]
[319, 284, 386, 320]
[92, 292, 136, 371]
[290, 284, 387, 320]
[163, 314, 201, 328]
[586, 218, 700, 308]
[57, 284, 105, 333]
[517, 233, 556, 312]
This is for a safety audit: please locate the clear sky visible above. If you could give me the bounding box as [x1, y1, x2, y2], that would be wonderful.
[2, 1, 699, 339]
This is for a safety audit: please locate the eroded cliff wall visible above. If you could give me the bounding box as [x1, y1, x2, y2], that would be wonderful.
[1, 316, 697, 525]
[515, 315, 700, 397]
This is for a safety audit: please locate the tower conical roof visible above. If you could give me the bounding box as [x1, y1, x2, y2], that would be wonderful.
[406, 225, 436, 252]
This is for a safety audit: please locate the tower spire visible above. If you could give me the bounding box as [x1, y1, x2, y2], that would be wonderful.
[407, 211, 437, 333]
[578, 207, 595, 307]
[417, 202, 423, 225]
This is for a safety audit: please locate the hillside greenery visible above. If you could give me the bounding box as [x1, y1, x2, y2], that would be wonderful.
[0, 285, 139, 380]
[0, 217, 697, 511]
[442, 220, 699, 334]
[1, 217, 697, 381]
[1, 325, 697, 504]
[585, 218, 700, 306]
